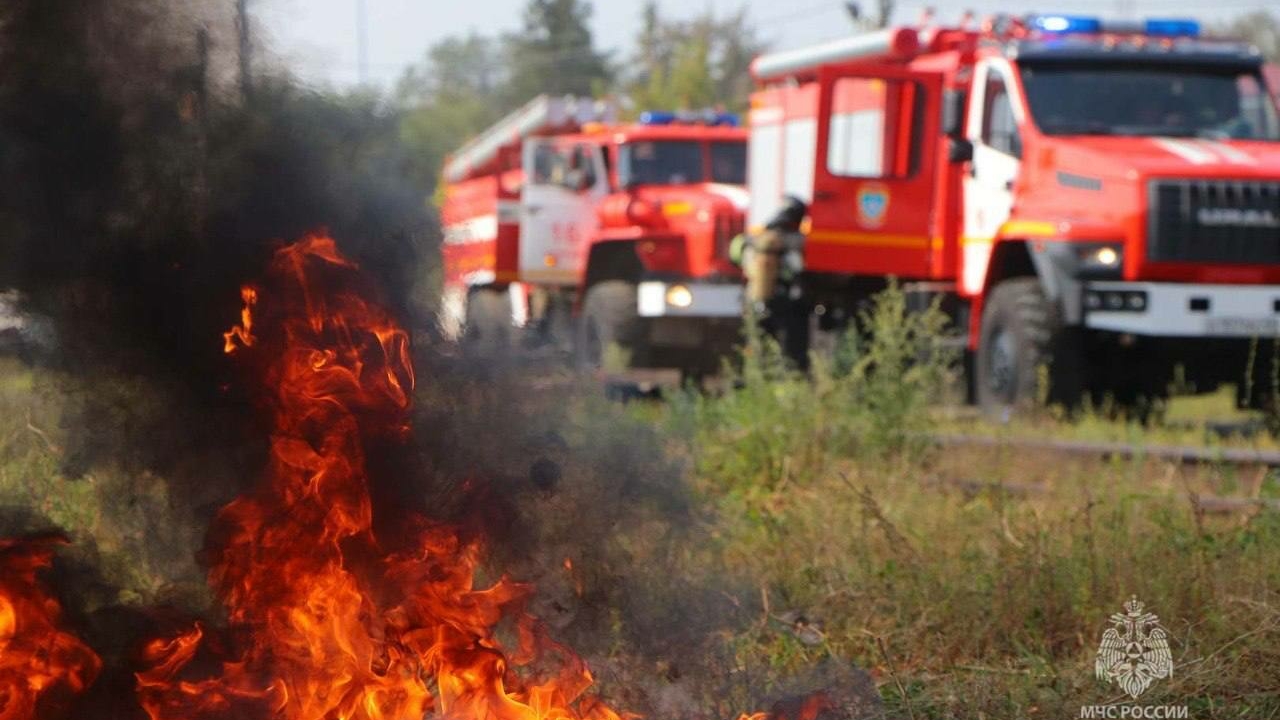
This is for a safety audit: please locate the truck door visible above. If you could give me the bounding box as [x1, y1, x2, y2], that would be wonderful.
[960, 59, 1024, 295]
[809, 66, 942, 277]
[519, 140, 608, 285]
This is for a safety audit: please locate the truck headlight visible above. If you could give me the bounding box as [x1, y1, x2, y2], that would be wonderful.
[1077, 243, 1123, 276]
[665, 284, 693, 308]
[1091, 246, 1118, 267]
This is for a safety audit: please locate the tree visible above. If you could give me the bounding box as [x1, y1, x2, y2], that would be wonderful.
[627, 3, 765, 113]
[397, 33, 503, 106]
[502, 0, 611, 106]
[1215, 10, 1279, 62]
[875, 0, 894, 29]
[665, 28, 715, 110]
[843, 1, 894, 30]
[396, 34, 509, 194]
[634, 2, 663, 91]
[708, 7, 765, 111]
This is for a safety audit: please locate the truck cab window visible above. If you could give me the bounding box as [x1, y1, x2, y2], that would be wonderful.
[619, 141, 704, 186]
[532, 144, 574, 186]
[566, 145, 597, 192]
[982, 74, 1021, 158]
[1019, 63, 1280, 140]
[711, 142, 747, 184]
[531, 144, 555, 184]
[826, 77, 921, 178]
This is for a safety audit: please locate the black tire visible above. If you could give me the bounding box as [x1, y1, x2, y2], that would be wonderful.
[531, 290, 576, 355]
[464, 286, 512, 349]
[977, 278, 1082, 418]
[576, 280, 642, 370]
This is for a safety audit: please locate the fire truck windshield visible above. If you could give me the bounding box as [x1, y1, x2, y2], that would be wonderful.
[710, 142, 747, 184]
[1019, 63, 1280, 141]
[619, 140, 747, 187]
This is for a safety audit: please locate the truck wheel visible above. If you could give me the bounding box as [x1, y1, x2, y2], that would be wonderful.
[464, 287, 512, 349]
[977, 278, 1082, 418]
[577, 280, 641, 370]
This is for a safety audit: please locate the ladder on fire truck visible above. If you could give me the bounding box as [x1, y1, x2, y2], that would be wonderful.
[442, 95, 618, 183]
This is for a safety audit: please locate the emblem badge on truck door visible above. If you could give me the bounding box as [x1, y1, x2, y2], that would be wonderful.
[856, 183, 890, 228]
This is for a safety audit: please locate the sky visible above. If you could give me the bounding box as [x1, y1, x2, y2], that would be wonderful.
[255, 0, 1277, 91]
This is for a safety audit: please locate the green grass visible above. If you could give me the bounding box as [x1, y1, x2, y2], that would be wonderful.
[3, 284, 1279, 719]
[934, 385, 1280, 452]
[652, 287, 1280, 718]
[0, 358, 202, 608]
[688, 453, 1280, 717]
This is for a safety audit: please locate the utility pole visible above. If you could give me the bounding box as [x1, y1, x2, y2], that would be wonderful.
[194, 27, 210, 239]
[237, 0, 253, 101]
[356, 0, 369, 85]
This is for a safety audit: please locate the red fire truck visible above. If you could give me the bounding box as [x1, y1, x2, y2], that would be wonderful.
[747, 14, 1280, 415]
[440, 95, 747, 374]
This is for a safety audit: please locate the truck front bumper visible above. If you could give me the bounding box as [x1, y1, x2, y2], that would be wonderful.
[637, 281, 742, 318]
[1084, 282, 1280, 338]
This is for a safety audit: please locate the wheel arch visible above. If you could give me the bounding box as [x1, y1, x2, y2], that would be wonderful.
[973, 237, 1085, 346]
[982, 239, 1037, 295]
[583, 239, 643, 295]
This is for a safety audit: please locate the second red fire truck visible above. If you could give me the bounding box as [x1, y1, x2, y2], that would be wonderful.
[440, 96, 747, 375]
[746, 14, 1280, 415]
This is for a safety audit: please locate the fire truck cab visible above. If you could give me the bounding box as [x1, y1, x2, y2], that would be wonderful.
[748, 15, 1280, 415]
[441, 96, 746, 374]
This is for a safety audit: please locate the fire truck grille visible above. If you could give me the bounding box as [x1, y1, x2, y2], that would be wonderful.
[714, 213, 745, 261]
[1148, 179, 1280, 264]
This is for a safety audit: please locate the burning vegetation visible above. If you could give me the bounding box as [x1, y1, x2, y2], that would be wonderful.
[0, 233, 865, 720]
[0, 535, 101, 720]
[131, 235, 629, 720]
[0, 215, 833, 717]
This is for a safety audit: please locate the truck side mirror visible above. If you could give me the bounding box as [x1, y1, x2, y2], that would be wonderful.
[941, 89, 967, 137]
[948, 137, 973, 164]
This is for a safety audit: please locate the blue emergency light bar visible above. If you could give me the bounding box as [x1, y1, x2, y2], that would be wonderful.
[639, 111, 676, 125]
[1029, 15, 1101, 34]
[1027, 14, 1201, 38]
[639, 110, 740, 127]
[1142, 18, 1201, 37]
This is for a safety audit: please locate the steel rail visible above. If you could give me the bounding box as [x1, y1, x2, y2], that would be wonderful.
[931, 432, 1280, 467]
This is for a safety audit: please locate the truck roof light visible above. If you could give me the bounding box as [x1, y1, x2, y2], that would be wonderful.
[639, 110, 739, 127]
[639, 111, 676, 125]
[1143, 18, 1200, 37]
[1028, 14, 1102, 34]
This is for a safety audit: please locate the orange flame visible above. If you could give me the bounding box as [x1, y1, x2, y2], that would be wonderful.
[136, 234, 628, 720]
[0, 535, 102, 720]
[222, 286, 258, 354]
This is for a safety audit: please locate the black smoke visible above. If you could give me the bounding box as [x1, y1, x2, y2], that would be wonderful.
[0, 0, 433, 475]
[0, 4, 828, 719]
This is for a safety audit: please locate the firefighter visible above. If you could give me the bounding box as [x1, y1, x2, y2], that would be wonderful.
[730, 196, 810, 369]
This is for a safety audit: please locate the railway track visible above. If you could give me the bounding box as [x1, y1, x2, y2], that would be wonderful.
[931, 432, 1280, 513]
[932, 432, 1280, 468]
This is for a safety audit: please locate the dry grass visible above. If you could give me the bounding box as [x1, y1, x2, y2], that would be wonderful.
[693, 452, 1280, 717]
[656, 289, 1280, 718]
[0, 357, 204, 608]
[3, 284, 1279, 720]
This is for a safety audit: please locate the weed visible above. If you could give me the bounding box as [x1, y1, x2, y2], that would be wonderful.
[658, 287, 1280, 719]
